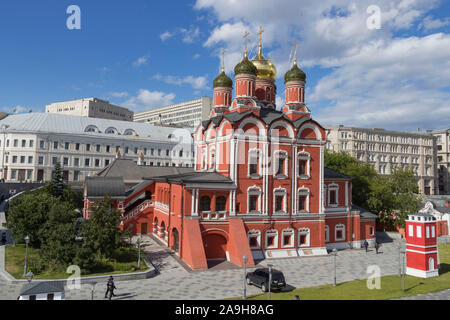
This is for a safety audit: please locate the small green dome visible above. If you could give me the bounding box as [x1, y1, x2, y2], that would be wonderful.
[284, 63, 306, 83]
[213, 71, 233, 88]
[234, 56, 257, 76]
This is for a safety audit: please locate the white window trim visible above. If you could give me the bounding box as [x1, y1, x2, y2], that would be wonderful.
[273, 187, 287, 214]
[248, 230, 261, 249]
[297, 187, 310, 213]
[335, 224, 345, 241]
[201, 150, 207, 170]
[298, 228, 310, 247]
[297, 150, 311, 179]
[248, 148, 263, 179]
[325, 225, 330, 242]
[247, 186, 262, 214]
[431, 226, 435, 238]
[426, 226, 430, 238]
[209, 149, 216, 170]
[274, 150, 289, 178]
[408, 225, 414, 237]
[416, 225, 422, 238]
[281, 228, 294, 248]
[265, 229, 278, 249]
[328, 183, 339, 207]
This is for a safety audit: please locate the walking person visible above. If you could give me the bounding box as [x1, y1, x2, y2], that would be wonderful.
[363, 240, 369, 253]
[1, 232, 6, 245]
[375, 241, 380, 254]
[105, 276, 116, 299]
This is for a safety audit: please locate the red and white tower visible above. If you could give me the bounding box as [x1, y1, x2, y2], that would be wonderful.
[406, 213, 439, 278]
[212, 49, 233, 116]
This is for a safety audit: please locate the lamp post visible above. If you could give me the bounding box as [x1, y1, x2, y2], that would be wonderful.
[1, 124, 9, 180]
[24, 235, 30, 276]
[267, 264, 273, 300]
[332, 248, 338, 287]
[242, 255, 248, 300]
[398, 239, 402, 277]
[402, 250, 406, 292]
[90, 282, 96, 300]
[137, 234, 142, 269]
[25, 271, 34, 284]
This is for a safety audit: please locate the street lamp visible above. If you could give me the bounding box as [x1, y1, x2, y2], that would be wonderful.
[401, 250, 406, 292]
[90, 282, 96, 300]
[267, 264, 273, 300]
[24, 235, 30, 276]
[242, 255, 248, 300]
[332, 248, 338, 287]
[25, 271, 34, 283]
[137, 234, 142, 269]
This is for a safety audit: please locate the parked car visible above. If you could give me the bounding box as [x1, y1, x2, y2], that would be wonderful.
[246, 268, 286, 292]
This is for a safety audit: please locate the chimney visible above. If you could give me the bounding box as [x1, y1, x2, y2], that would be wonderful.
[137, 151, 144, 166]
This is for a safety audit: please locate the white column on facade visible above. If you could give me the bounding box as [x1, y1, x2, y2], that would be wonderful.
[320, 145, 324, 214]
[292, 144, 297, 215]
[345, 180, 349, 208]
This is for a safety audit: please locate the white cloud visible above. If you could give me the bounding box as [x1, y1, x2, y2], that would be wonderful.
[153, 74, 209, 90]
[160, 31, 173, 41]
[195, 0, 450, 130]
[419, 15, 450, 31]
[109, 92, 128, 98]
[193, 53, 201, 59]
[123, 90, 176, 112]
[133, 55, 149, 67]
[2, 105, 30, 114]
[180, 26, 201, 43]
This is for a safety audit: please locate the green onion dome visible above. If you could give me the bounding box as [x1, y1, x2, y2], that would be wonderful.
[234, 55, 258, 76]
[284, 62, 306, 83]
[213, 71, 233, 88]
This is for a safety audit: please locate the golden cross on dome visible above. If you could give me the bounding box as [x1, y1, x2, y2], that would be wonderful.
[293, 40, 298, 65]
[257, 25, 264, 56]
[243, 31, 250, 57]
[221, 48, 226, 72]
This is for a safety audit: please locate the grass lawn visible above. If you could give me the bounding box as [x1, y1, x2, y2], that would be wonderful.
[5, 244, 148, 280]
[233, 243, 450, 300]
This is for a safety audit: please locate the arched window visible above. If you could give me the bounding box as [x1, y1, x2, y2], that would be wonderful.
[215, 196, 226, 212]
[123, 129, 137, 136]
[105, 127, 118, 134]
[84, 125, 99, 133]
[248, 230, 261, 249]
[265, 229, 278, 249]
[199, 196, 211, 212]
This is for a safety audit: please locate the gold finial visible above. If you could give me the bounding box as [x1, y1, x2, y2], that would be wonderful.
[221, 48, 225, 72]
[293, 40, 298, 65]
[257, 25, 264, 57]
[243, 31, 250, 58]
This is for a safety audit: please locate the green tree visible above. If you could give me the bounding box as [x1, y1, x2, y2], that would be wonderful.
[38, 202, 80, 270]
[324, 150, 378, 208]
[6, 191, 56, 248]
[368, 167, 422, 228]
[51, 162, 65, 197]
[81, 196, 122, 259]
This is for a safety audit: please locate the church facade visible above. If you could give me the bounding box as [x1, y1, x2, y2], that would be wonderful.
[84, 32, 377, 270]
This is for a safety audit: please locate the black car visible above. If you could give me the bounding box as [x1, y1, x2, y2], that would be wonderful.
[246, 268, 286, 292]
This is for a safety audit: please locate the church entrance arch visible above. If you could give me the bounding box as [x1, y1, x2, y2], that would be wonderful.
[202, 231, 228, 260]
[172, 228, 179, 254]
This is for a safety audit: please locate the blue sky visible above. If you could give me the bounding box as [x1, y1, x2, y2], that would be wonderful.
[0, 0, 449, 131]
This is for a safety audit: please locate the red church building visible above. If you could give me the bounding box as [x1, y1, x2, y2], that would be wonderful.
[84, 32, 377, 270]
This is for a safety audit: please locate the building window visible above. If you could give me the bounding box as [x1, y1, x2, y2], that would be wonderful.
[247, 186, 262, 214]
[282, 229, 294, 248]
[248, 230, 261, 249]
[21, 140, 26, 148]
[75, 143, 80, 151]
[26, 170, 32, 180]
[297, 187, 310, 213]
[97, 145, 101, 152]
[328, 184, 339, 206]
[215, 196, 226, 212]
[106, 145, 110, 153]
[426, 226, 430, 238]
[273, 187, 287, 213]
[416, 225, 422, 238]
[199, 196, 211, 212]
[105, 159, 110, 166]
[370, 226, 375, 236]
[74, 158, 79, 167]
[431, 226, 435, 238]
[65, 142, 70, 150]
[52, 157, 58, 165]
[85, 158, 90, 167]
[53, 141, 58, 149]
[297, 151, 310, 178]
[248, 149, 262, 177]
[274, 151, 288, 177]
[335, 224, 345, 241]
[86, 144, 91, 152]
[27, 156, 33, 164]
[12, 156, 17, 163]
[166, 149, 169, 156]
[38, 156, 44, 165]
[74, 171, 80, 181]
[265, 229, 278, 249]
[63, 157, 69, 166]
[39, 140, 45, 149]
[95, 159, 100, 167]
[408, 225, 414, 237]
[20, 156, 25, 163]
[298, 228, 310, 247]
[11, 170, 17, 180]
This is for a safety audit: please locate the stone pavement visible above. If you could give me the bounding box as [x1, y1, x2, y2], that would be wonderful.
[0, 237, 407, 300]
[395, 289, 450, 300]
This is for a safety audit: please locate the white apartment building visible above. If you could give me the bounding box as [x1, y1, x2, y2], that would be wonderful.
[0, 113, 194, 183]
[46, 97, 134, 122]
[134, 97, 212, 127]
[433, 128, 450, 195]
[325, 125, 438, 195]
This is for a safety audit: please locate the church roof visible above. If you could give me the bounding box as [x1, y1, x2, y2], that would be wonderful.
[324, 168, 350, 180]
[148, 171, 233, 184]
[352, 204, 378, 219]
[85, 176, 126, 198]
[20, 281, 65, 296]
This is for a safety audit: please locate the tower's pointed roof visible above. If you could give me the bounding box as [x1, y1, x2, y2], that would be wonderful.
[284, 41, 306, 83]
[214, 49, 233, 88]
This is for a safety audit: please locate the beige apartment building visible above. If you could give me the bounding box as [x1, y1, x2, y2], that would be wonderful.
[134, 97, 212, 127]
[325, 125, 438, 195]
[46, 97, 134, 122]
[433, 128, 450, 195]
